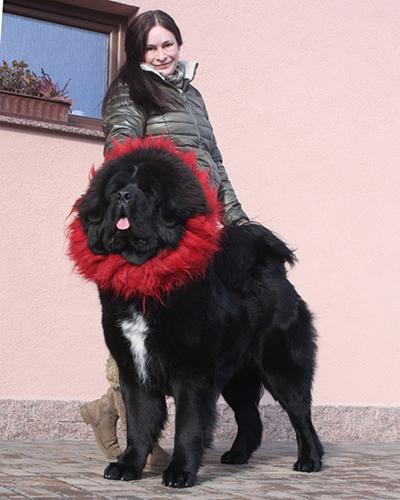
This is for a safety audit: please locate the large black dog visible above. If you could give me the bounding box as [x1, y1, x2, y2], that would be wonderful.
[68, 137, 323, 488]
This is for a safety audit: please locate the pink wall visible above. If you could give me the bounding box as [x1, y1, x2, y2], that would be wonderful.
[1, 0, 399, 407]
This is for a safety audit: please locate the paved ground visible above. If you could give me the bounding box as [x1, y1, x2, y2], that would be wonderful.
[0, 440, 399, 499]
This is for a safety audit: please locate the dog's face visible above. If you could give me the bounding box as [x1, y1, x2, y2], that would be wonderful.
[77, 147, 210, 265]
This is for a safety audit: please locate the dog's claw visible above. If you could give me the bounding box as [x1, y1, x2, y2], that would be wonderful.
[104, 462, 142, 481]
[162, 468, 196, 488]
[293, 457, 322, 473]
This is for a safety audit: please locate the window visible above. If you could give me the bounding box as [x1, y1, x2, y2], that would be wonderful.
[1, 13, 109, 119]
[1, 0, 138, 130]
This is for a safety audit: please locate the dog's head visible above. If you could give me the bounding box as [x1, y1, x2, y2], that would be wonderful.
[68, 137, 223, 300]
[77, 140, 210, 265]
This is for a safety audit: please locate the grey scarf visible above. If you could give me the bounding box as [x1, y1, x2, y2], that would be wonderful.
[163, 62, 185, 88]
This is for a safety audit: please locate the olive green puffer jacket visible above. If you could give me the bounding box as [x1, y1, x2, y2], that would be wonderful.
[102, 61, 247, 225]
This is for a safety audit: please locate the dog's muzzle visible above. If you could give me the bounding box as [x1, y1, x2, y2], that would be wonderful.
[116, 188, 134, 204]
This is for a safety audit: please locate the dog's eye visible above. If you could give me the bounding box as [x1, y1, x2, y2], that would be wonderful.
[141, 188, 154, 199]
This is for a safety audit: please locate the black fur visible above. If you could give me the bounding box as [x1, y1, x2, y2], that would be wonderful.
[78, 149, 324, 488]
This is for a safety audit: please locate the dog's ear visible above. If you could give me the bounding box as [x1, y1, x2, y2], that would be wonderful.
[159, 205, 183, 228]
[77, 189, 108, 254]
[158, 170, 210, 228]
[78, 189, 104, 226]
[85, 223, 108, 255]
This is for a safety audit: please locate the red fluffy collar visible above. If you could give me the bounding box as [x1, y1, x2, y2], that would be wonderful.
[67, 137, 223, 301]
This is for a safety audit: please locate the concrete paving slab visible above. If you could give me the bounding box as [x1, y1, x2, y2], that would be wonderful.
[0, 440, 399, 499]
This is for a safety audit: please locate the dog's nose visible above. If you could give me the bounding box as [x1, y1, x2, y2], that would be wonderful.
[116, 188, 134, 203]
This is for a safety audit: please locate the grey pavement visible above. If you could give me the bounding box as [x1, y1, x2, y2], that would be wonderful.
[0, 439, 399, 499]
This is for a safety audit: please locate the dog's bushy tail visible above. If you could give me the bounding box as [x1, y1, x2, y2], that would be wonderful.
[215, 222, 297, 293]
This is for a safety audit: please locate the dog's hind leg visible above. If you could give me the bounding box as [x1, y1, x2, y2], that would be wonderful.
[259, 320, 323, 472]
[263, 374, 323, 472]
[220, 368, 263, 464]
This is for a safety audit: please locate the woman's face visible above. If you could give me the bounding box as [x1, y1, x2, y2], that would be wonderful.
[144, 25, 180, 76]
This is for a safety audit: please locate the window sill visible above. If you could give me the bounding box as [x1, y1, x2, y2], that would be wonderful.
[0, 113, 104, 140]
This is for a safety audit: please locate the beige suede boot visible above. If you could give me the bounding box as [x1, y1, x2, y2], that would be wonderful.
[79, 387, 122, 460]
[112, 386, 170, 469]
[146, 443, 171, 470]
[112, 385, 127, 435]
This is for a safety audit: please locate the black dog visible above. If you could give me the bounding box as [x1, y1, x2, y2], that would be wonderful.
[68, 137, 323, 488]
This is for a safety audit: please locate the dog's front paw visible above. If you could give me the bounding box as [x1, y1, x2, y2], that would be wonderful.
[293, 456, 322, 473]
[221, 450, 249, 464]
[104, 462, 142, 481]
[162, 466, 196, 488]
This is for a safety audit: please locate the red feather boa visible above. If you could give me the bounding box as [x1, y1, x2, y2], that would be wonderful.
[67, 137, 223, 301]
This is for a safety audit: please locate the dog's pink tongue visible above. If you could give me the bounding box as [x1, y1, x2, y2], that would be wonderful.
[116, 217, 130, 230]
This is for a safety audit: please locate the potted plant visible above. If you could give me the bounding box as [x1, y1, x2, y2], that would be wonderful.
[0, 60, 74, 124]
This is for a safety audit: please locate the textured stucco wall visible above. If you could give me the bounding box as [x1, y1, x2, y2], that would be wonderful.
[1, 0, 399, 414]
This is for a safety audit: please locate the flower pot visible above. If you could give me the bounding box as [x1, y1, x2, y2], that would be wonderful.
[0, 90, 71, 124]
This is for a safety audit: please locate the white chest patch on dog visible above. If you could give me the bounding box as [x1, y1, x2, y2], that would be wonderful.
[120, 309, 150, 384]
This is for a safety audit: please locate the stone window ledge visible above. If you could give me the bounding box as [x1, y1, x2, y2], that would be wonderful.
[0, 114, 104, 140]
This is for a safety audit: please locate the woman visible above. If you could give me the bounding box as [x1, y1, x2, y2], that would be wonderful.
[80, 9, 248, 467]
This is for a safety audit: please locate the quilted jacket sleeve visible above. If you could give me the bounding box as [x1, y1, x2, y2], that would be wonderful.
[102, 82, 147, 153]
[210, 138, 249, 225]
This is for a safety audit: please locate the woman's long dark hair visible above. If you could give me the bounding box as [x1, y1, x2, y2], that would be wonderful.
[103, 10, 183, 116]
